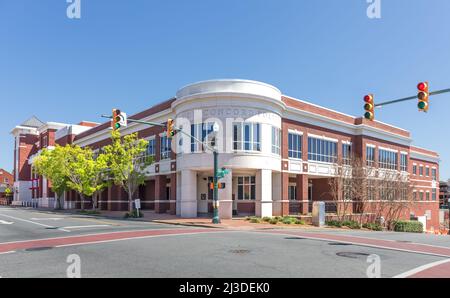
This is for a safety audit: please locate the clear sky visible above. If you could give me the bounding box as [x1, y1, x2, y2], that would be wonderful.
[1, 0, 449, 179]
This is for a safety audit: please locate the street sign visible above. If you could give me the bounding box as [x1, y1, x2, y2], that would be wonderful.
[134, 199, 141, 210]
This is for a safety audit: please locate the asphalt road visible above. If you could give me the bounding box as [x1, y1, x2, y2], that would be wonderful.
[1, 206, 449, 278]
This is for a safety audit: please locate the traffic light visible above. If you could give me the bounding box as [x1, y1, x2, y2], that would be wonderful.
[210, 182, 226, 190]
[417, 82, 429, 112]
[167, 119, 175, 137]
[112, 109, 127, 130]
[364, 94, 375, 121]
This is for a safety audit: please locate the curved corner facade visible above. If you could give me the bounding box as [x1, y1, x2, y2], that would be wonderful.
[10, 79, 441, 230]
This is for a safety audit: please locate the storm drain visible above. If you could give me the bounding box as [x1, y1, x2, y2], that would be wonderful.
[25, 247, 54, 252]
[336, 252, 370, 259]
[229, 249, 251, 255]
[328, 242, 352, 246]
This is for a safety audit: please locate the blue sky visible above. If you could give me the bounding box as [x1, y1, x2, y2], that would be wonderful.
[1, 0, 449, 179]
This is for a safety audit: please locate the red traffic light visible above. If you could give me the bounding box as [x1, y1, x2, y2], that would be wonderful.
[364, 95, 373, 103]
[417, 82, 428, 92]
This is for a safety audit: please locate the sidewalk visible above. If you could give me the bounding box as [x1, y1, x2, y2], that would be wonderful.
[11, 206, 321, 230]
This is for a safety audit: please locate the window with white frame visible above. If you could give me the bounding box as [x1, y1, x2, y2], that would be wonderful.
[237, 176, 256, 200]
[378, 149, 398, 170]
[342, 143, 352, 165]
[413, 164, 417, 175]
[146, 139, 156, 157]
[432, 168, 437, 181]
[400, 153, 408, 172]
[425, 167, 430, 177]
[288, 185, 297, 201]
[366, 146, 375, 167]
[288, 132, 302, 159]
[426, 191, 430, 201]
[160, 136, 172, 160]
[432, 189, 437, 201]
[271, 127, 281, 155]
[307, 136, 337, 163]
[419, 166, 424, 176]
[419, 191, 424, 201]
[233, 122, 261, 152]
[191, 123, 215, 153]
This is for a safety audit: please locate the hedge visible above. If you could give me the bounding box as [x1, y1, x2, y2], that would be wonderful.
[393, 220, 423, 233]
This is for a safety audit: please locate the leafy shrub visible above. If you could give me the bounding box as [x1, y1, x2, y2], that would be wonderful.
[78, 210, 101, 215]
[250, 218, 261, 223]
[282, 218, 293, 224]
[363, 223, 383, 231]
[269, 218, 279, 225]
[124, 209, 144, 218]
[326, 220, 343, 227]
[262, 217, 271, 222]
[342, 220, 361, 229]
[393, 220, 423, 233]
[274, 216, 283, 221]
[294, 219, 305, 225]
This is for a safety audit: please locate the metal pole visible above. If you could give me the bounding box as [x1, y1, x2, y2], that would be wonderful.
[374, 88, 450, 108]
[212, 150, 220, 224]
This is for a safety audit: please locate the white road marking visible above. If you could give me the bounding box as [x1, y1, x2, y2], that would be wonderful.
[393, 258, 450, 278]
[0, 220, 13, 225]
[0, 251, 16, 255]
[0, 213, 70, 233]
[30, 218, 64, 221]
[61, 225, 110, 230]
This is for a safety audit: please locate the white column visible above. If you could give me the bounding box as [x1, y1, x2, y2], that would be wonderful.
[272, 172, 282, 216]
[219, 169, 233, 220]
[176, 172, 182, 216]
[256, 169, 273, 217]
[180, 170, 197, 218]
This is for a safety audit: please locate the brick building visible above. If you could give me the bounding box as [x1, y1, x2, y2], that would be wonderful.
[11, 80, 441, 230]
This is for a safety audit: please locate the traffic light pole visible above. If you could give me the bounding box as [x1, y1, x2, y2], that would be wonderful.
[374, 88, 450, 108]
[101, 115, 221, 224]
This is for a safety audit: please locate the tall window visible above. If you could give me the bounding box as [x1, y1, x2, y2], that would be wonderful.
[191, 123, 215, 152]
[419, 191, 424, 201]
[378, 149, 398, 170]
[288, 133, 302, 159]
[342, 143, 352, 165]
[271, 127, 281, 155]
[160, 136, 172, 160]
[146, 139, 156, 157]
[419, 166, 424, 176]
[400, 153, 408, 172]
[413, 165, 417, 175]
[366, 146, 375, 167]
[426, 191, 430, 201]
[432, 168, 437, 181]
[237, 176, 256, 200]
[425, 167, 430, 177]
[367, 179, 375, 201]
[307, 137, 337, 163]
[233, 123, 261, 152]
[288, 185, 297, 201]
[432, 189, 437, 201]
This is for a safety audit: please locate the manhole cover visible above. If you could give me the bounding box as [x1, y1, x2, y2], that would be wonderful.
[25, 247, 54, 252]
[329, 242, 352, 246]
[336, 252, 370, 259]
[229, 249, 251, 255]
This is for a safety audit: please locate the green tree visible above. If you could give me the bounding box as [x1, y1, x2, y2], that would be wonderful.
[63, 145, 107, 211]
[90, 151, 111, 210]
[103, 131, 152, 212]
[34, 147, 69, 210]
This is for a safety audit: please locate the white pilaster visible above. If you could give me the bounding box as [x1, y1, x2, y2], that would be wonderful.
[256, 169, 273, 217]
[180, 170, 197, 218]
[176, 172, 182, 216]
[219, 169, 233, 220]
